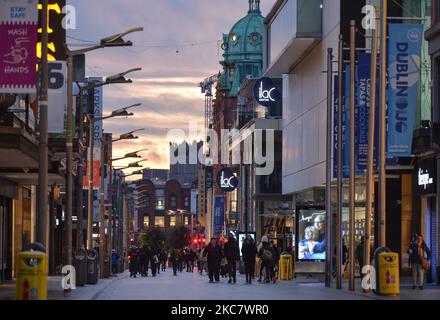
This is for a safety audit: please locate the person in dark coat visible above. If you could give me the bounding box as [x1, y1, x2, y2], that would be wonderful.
[356, 237, 365, 277]
[148, 245, 157, 277]
[224, 234, 240, 283]
[409, 234, 431, 290]
[270, 240, 280, 283]
[170, 248, 181, 276]
[128, 250, 138, 278]
[160, 248, 167, 272]
[203, 238, 223, 282]
[242, 235, 257, 284]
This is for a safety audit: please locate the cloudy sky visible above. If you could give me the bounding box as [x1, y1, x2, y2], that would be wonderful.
[67, 0, 275, 175]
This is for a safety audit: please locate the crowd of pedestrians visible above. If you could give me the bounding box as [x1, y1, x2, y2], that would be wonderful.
[125, 233, 283, 285]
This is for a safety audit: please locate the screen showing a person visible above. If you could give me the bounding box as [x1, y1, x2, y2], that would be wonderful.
[238, 232, 255, 258]
[297, 210, 326, 261]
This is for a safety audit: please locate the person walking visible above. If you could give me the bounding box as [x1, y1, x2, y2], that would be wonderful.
[199, 245, 207, 275]
[111, 249, 120, 276]
[242, 235, 257, 284]
[258, 236, 272, 283]
[203, 238, 223, 282]
[356, 236, 365, 277]
[170, 248, 181, 276]
[224, 234, 240, 284]
[270, 240, 280, 283]
[128, 250, 138, 278]
[409, 234, 431, 290]
[161, 248, 167, 272]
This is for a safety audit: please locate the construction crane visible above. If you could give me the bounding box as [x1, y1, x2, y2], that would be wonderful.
[200, 72, 221, 132]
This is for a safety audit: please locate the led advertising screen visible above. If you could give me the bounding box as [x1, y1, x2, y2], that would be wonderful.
[296, 208, 326, 261]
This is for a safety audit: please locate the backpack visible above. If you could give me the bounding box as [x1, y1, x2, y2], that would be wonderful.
[262, 248, 273, 262]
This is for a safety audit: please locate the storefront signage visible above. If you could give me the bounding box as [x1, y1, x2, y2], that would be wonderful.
[216, 168, 238, 192]
[416, 158, 436, 195]
[47, 61, 67, 133]
[253, 77, 280, 108]
[0, 0, 38, 93]
[387, 24, 423, 157]
[37, 0, 66, 62]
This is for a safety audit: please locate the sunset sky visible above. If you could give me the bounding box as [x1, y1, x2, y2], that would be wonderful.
[67, 0, 275, 176]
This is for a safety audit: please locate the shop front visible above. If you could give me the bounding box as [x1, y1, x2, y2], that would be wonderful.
[259, 200, 294, 251]
[416, 157, 438, 283]
[0, 179, 15, 283]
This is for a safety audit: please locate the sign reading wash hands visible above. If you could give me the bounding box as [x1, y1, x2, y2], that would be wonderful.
[387, 24, 423, 157]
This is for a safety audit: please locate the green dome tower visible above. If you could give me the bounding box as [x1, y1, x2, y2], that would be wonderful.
[219, 0, 264, 96]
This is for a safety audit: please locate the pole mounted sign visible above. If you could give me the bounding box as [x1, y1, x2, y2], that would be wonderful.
[253, 77, 280, 108]
[0, 0, 38, 93]
[387, 24, 423, 157]
[216, 168, 238, 192]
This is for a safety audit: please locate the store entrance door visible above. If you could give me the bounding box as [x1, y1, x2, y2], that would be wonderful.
[0, 196, 12, 283]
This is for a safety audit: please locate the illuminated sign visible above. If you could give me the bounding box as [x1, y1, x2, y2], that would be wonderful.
[37, 0, 66, 62]
[216, 168, 238, 192]
[253, 77, 280, 108]
[416, 158, 436, 195]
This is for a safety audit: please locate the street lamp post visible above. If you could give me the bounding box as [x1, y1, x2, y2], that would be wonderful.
[103, 132, 146, 276]
[87, 101, 141, 251]
[65, 27, 143, 263]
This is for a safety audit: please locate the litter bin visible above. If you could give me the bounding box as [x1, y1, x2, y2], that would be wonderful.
[16, 243, 48, 300]
[279, 253, 293, 280]
[377, 252, 400, 296]
[74, 248, 87, 286]
[103, 254, 111, 278]
[87, 249, 99, 285]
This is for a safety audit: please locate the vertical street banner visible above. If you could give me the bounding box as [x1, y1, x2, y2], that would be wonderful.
[214, 196, 225, 236]
[87, 77, 103, 148]
[333, 65, 351, 178]
[356, 53, 376, 175]
[0, 0, 38, 93]
[387, 24, 423, 157]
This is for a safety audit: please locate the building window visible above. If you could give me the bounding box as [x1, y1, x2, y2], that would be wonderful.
[170, 194, 177, 209]
[170, 216, 176, 227]
[184, 196, 189, 207]
[155, 216, 165, 228]
[185, 216, 189, 225]
[143, 216, 149, 227]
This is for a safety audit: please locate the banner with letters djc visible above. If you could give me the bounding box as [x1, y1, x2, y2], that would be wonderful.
[387, 24, 423, 157]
